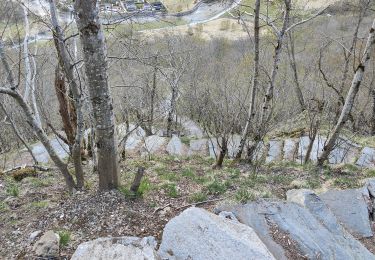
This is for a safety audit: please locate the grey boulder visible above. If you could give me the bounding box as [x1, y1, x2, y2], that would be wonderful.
[33, 230, 60, 258]
[71, 236, 158, 260]
[320, 188, 373, 238]
[158, 207, 275, 260]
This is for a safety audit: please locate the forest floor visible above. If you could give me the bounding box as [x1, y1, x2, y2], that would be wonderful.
[1, 155, 375, 259]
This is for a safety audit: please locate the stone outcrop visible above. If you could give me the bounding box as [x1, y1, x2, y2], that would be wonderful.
[158, 207, 276, 260]
[33, 230, 60, 258]
[71, 236, 158, 260]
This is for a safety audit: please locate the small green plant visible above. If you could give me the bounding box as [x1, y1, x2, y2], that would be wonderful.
[6, 184, 19, 197]
[58, 230, 71, 248]
[31, 200, 49, 208]
[137, 178, 152, 196]
[206, 180, 227, 195]
[334, 177, 359, 189]
[163, 183, 179, 198]
[228, 168, 240, 179]
[306, 177, 321, 189]
[181, 168, 195, 179]
[0, 202, 8, 212]
[189, 192, 207, 203]
[235, 189, 256, 203]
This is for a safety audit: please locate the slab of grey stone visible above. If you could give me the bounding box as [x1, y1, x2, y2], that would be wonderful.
[142, 135, 167, 155]
[309, 136, 326, 161]
[251, 141, 267, 162]
[219, 200, 375, 260]
[296, 136, 310, 164]
[189, 139, 208, 156]
[166, 135, 189, 156]
[356, 147, 375, 168]
[33, 230, 60, 258]
[283, 138, 298, 161]
[71, 236, 158, 260]
[266, 140, 283, 163]
[287, 189, 374, 258]
[216, 203, 287, 260]
[158, 207, 276, 260]
[208, 138, 220, 159]
[31, 137, 69, 163]
[227, 135, 241, 158]
[365, 178, 375, 197]
[124, 136, 142, 151]
[329, 138, 360, 164]
[180, 117, 204, 138]
[320, 188, 373, 238]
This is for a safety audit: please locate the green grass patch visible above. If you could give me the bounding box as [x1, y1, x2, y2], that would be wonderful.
[6, 184, 20, 197]
[188, 192, 207, 203]
[235, 189, 256, 203]
[58, 230, 71, 248]
[31, 200, 49, 208]
[206, 180, 227, 195]
[333, 177, 359, 189]
[162, 183, 179, 198]
[0, 202, 8, 212]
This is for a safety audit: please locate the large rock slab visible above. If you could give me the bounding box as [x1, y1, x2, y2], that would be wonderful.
[142, 135, 167, 155]
[208, 138, 220, 159]
[356, 147, 375, 168]
[266, 140, 283, 163]
[158, 207, 276, 260]
[283, 138, 298, 161]
[296, 136, 310, 164]
[287, 189, 374, 258]
[166, 135, 189, 156]
[328, 137, 360, 164]
[218, 200, 375, 260]
[227, 135, 241, 158]
[188, 139, 208, 156]
[320, 188, 373, 238]
[71, 236, 158, 260]
[180, 117, 204, 138]
[31, 137, 69, 163]
[309, 136, 326, 161]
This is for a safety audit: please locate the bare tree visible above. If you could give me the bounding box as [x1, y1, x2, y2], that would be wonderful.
[74, 0, 119, 190]
[317, 18, 375, 166]
[49, 0, 84, 188]
[0, 40, 76, 191]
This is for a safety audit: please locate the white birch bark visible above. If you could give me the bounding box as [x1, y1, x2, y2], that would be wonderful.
[318, 19, 375, 166]
[74, 0, 119, 190]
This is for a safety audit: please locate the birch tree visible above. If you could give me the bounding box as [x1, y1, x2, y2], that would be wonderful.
[0, 40, 77, 191]
[74, 0, 119, 190]
[49, 0, 84, 188]
[317, 18, 375, 166]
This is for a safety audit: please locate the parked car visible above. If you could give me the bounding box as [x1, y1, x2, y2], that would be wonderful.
[151, 2, 165, 11]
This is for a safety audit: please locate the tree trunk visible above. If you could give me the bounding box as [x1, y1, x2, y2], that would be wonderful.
[54, 65, 76, 146]
[74, 0, 119, 190]
[318, 19, 375, 166]
[213, 138, 227, 169]
[167, 84, 178, 136]
[287, 31, 305, 111]
[259, 0, 291, 124]
[235, 0, 260, 160]
[50, 0, 84, 188]
[372, 88, 375, 135]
